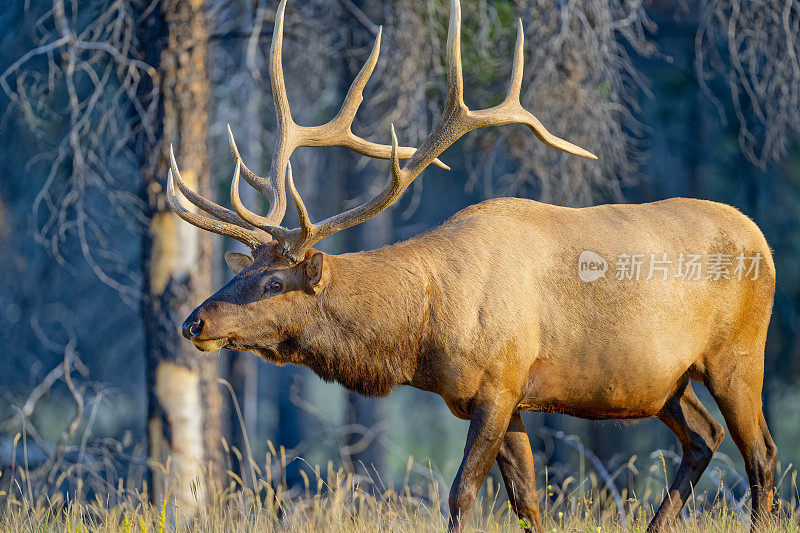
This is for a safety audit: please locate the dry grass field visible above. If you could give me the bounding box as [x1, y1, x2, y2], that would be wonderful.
[2, 440, 799, 533]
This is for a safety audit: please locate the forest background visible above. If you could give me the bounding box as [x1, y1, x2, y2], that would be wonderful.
[1, 0, 799, 528]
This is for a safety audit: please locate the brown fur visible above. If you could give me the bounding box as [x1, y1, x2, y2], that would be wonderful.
[184, 197, 777, 532]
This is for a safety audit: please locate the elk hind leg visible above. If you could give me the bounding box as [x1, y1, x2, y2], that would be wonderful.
[495, 413, 544, 532]
[705, 370, 777, 531]
[648, 380, 724, 532]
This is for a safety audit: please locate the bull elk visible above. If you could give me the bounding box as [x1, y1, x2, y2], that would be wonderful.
[167, 0, 777, 530]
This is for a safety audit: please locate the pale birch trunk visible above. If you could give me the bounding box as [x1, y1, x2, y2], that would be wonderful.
[139, 0, 223, 513]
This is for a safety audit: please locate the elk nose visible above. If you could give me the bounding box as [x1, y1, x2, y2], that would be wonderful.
[182, 316, 204, 340]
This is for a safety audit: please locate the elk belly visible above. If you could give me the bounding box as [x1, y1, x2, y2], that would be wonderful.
[520, 356, 685, 420]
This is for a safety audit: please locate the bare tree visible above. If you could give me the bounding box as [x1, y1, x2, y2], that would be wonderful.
[696, 0, 800, 167]
[0, 0, 154, 303]
[1, 0, 225, 512]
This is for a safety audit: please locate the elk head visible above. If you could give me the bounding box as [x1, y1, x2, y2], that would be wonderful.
[168, 0, 596, 355]
[179, 242, 326, 355]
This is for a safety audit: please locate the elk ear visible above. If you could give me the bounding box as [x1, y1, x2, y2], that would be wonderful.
[304, 252, 324, 290]
[224, 251, 253, 274]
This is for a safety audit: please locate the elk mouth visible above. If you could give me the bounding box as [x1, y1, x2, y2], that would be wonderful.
[191, 337, 229, 352]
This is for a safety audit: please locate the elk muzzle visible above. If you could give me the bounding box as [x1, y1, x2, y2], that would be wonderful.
[181, 313, 228, 352]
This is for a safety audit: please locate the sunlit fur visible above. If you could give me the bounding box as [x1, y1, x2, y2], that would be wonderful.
[185, 196, 777, 532]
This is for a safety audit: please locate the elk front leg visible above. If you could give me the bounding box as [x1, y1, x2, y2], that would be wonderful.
[448, 400, 514, 532]
[496, 413, 545, 532]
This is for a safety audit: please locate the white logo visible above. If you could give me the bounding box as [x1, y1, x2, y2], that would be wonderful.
[578, 251, 608, 282]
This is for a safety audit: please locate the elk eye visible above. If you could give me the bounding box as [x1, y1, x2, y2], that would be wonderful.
[268, 280, 283, 292]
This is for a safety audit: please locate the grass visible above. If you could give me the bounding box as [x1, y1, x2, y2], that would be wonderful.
[2, 448, 800, 532]
[3, 395, 799, 533]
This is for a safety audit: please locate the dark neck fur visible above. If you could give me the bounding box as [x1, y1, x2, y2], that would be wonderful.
[292, 249, 430, 397]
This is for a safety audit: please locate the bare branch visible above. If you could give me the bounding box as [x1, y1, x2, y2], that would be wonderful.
[696, 0, 800, 167]
[1, 0, 157, 302]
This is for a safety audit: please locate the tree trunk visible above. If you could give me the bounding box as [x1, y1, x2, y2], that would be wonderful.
[139, 0, 223, 512]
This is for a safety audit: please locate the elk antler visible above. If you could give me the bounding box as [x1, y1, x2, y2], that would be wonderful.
[168, 0, 596, 262]
[257, 0, 597, 261]
[168, 0, 446, 254]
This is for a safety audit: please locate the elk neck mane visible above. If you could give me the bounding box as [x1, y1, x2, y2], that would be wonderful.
[289, 241, 435, 397]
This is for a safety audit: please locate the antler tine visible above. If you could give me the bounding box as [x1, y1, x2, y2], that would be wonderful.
[401, 0, 597, 177]
[270, 0, 292, 130]
[506, 19, 524, 104]
[228, 0, 292, 231]
[286, 162, 314, 241]
[228, 125, 289, 230]
[316, 125, 405, 242]
[252, 127, 404, 262]
[169, 146, 256, 229]
[167, 167, 264, 249]
[330, 26, 383, 131]
[467, 18, 598, 160]
[301, 24, 450, 170]
[230, 158, 292, 245]
[445, 0, 466, 112]
[288, 124, 406, 250]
